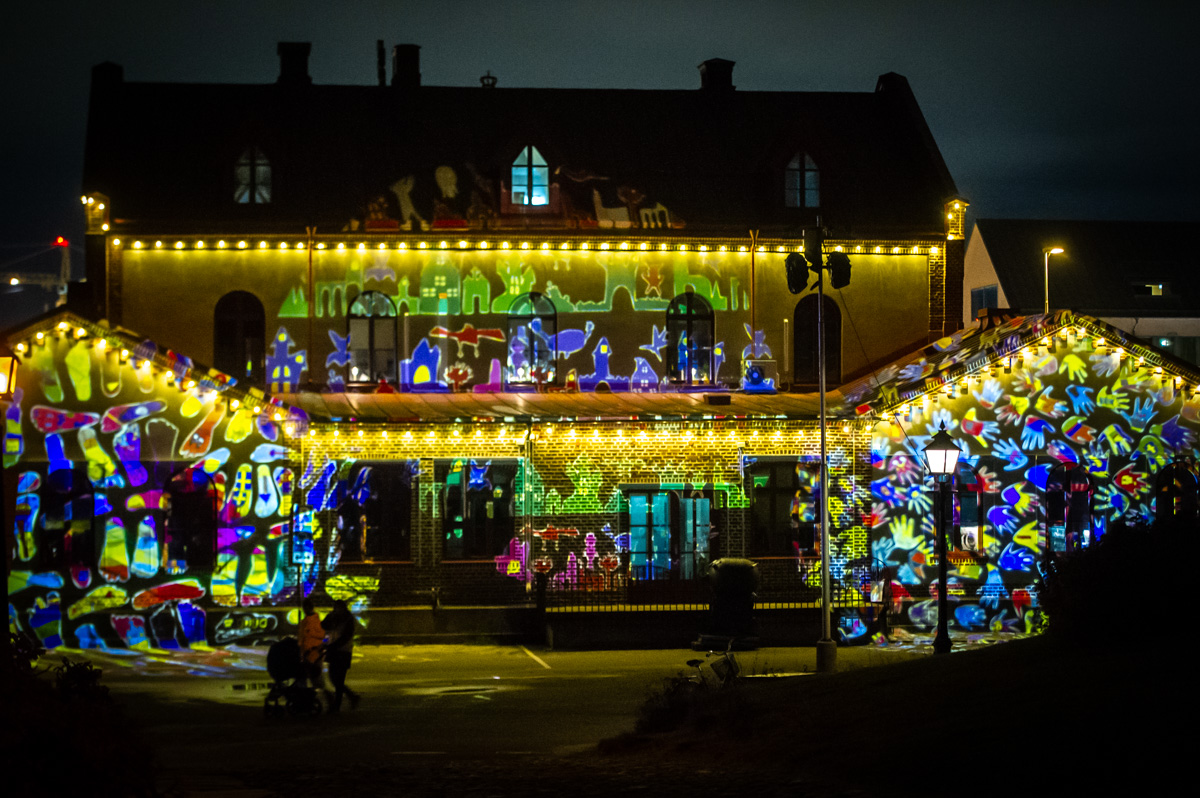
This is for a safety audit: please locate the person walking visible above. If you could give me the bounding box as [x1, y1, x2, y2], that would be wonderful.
[321, 599, 361, 712]
[297, 598, 326, 692]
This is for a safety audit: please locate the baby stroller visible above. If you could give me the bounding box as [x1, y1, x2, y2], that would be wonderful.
[263, 637, 323, 718]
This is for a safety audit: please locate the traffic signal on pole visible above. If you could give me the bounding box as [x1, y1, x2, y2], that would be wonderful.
[826, 250, 852, 289]
[783, 253, 808, 294]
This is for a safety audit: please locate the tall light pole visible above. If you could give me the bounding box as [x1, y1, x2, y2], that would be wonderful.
[923, 422, 961, 655]
[1043, 246, 1064, 315]
[0, 342, 21, 656]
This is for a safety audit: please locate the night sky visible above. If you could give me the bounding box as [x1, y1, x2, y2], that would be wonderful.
[2, 0, 1196, 322]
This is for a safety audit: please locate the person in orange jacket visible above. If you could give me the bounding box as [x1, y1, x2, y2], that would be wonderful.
[297, 598, 326, 691]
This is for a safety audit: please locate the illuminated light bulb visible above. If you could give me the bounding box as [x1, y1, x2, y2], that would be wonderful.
[217, 240, 226, 248]
[439, 241, 448, 249]
[874, 246, 882, 253]
[357, 430, 364, 437]
[776, 246, 785, 252]
[296, 242, 305, 250]
[87, 197, 94, 205]
[453, 428, 461, 437]
[333, 429, 339, 437]
[173, 241, 183, 249]
[238, 241, 247, 249]
[659, 243, 668, 251]
[273, 411, 282, 421]
[580, 243, 589, 250]
[540, 242, 550, 250]
[404, 430, 412, 439]
[379, 243, 388, 250]
[101, 223, 110, 231]
[419, 241, 428, 249]
[561, 242, 570, 250]
[337, 243, 346, 250]
[36, 332, 44, 341]
[699, 245, 708, 252]
[639, 242, 648, 251]
[252, 406, 261, 414]
[57, 321, 69, 331]
[620, 241, 630, 250]
[398, 242, 407, 249]
[185, 379, 195, 389]
[280, 242, 289, 249]
[911, 246, 919, 254]
[309, 429, 316, 437]
[892, 247, 901, 253]
[196, 241, 205, 249]
[947, 213, 954, 220]
[357, 243, 366, 251]
[600, 242, 610, 250]
[738, 246, 747, 252]
[382, 430, 388, 438]
[719, 245, 727, 252]
[520, 241, 530, 250]
[954, 203, 961, 210]
[112, 239, 121, 247]
[501, 241, 510, 249]
[757, 246, 765, 252]
[259, 241, 268, 249]
[478, 241, 488, 249]
[81, 196, 87, 204]
[930, 246, 939, 255]
[230, 399, 240, 409]
[679, 245, 687, 251]
[155, 240, 163, 248]
[15, 342, 25, 353]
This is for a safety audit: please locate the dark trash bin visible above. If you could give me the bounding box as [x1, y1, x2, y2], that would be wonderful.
[696, 558, 759, 650]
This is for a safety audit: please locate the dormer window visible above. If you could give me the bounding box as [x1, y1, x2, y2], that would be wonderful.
[511, 146, 549, 206]
[235, 147, 271, 204]
[785, 152, 819, 208]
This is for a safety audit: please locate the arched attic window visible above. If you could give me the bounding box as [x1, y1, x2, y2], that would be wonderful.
[666, 292, 714, 386]
[793, 293, 841, 386]
[506, 292, 557, 387]
[511, 146, 549, 206]
[348, 291, 398, 384]
[234, 147, 271, 204]
[213, 291, 265, 387]
[785, 152, 819, 208]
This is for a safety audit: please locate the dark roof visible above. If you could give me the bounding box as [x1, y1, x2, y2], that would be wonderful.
[974, 219, 1200, 317]
[83, 51, 957, 239]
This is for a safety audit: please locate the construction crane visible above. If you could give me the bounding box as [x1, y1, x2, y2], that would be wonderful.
[1, 236, 75, 307]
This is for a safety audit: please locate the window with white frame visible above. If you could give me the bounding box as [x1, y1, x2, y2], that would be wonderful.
[511, 146, 549, 206]
[234, 147, 271, 204]
[785, 152, 819, 208]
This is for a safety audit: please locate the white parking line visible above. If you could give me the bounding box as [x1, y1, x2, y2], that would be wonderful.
[521, 646, 551, 669]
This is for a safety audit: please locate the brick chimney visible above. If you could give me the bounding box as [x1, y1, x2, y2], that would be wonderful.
[277, 42, 312, 86]
[392, 44, 421, 89]
[699, 58, 735, 91]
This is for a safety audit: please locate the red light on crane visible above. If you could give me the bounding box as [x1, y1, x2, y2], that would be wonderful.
[53, 236, 69, 247]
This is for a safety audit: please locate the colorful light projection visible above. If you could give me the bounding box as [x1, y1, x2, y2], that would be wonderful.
[5, 316, 305, 650]
[861, 311, 1200, 639]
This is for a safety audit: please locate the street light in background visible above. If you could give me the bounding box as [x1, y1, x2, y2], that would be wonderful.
[923, 422, 961, 655]
[1043, 246, 1065, 315]
[0, 341, 20, 655]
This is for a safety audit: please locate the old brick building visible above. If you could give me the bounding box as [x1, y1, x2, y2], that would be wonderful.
[3, 41, 1011, 650]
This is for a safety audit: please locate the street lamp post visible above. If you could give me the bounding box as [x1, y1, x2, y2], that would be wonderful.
[1043, 247, 1065, 315]
[0, 342, 21, 656]
[924, 422, 961, 655]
